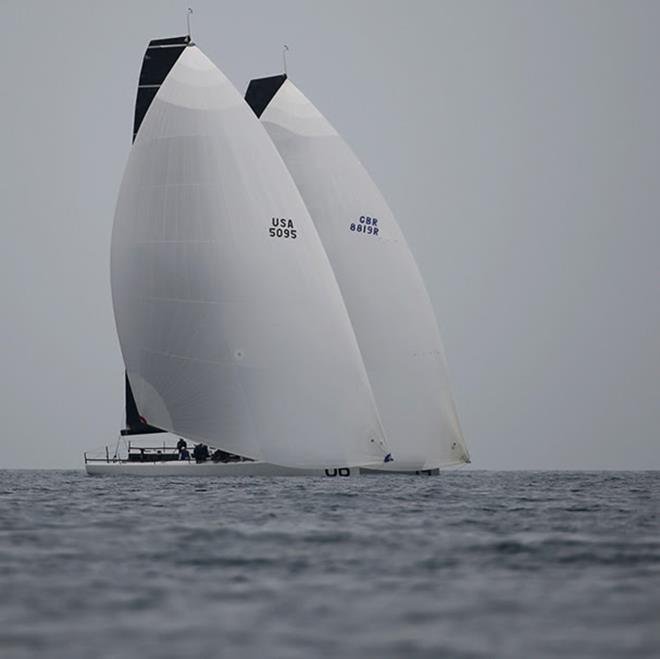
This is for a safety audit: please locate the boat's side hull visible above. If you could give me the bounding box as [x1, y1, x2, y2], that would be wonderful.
[85, 461, 354, 477]
[84, 462, 443, 477]
[360, 467, 440, 476]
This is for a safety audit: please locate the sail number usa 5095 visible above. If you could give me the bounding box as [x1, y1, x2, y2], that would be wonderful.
[269, 217, 297, 239]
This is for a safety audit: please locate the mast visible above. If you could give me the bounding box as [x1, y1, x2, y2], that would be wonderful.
[186, 8, 193, 43]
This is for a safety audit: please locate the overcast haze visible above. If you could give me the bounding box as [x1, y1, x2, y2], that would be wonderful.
[1, 1, 658, 469]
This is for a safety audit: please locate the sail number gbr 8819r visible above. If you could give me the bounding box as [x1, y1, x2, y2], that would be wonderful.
[349, 215, 379, 237]
[269, 217, 297, 239]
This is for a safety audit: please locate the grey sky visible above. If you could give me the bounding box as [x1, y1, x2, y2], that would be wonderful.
[1, 1, 658, 469]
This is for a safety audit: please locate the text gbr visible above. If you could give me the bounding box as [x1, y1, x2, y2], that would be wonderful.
[349, 215, 379, 236]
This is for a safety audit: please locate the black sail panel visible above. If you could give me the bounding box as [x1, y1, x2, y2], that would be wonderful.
[123, 373, 165, 435]
[132, 35, 190, 142]
[245, 74, 287, 118]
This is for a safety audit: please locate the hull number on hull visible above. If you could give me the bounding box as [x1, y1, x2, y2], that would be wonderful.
[325, 468, 351, 477]
[350, 215, 379, 237]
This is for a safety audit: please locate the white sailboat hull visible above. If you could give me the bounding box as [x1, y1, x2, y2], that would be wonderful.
[84, 462, 442, 477]
[85, 461, 336, 477]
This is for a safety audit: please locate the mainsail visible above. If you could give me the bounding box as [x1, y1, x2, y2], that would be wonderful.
[111, 45, 390, 468]
[124, 36, 191, 434]
[246, 76, 470, 469]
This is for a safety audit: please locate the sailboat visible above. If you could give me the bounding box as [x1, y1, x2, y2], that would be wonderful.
[85, 34, 469, 477]
[245, 74, 470, 471]
[85, 35, 393, 476]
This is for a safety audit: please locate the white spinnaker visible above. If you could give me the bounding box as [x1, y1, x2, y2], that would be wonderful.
[111, 47, 390, 468]
[260, 80, 470, 469]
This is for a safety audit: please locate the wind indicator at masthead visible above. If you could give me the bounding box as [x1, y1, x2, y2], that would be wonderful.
[186, 8, 194, 44]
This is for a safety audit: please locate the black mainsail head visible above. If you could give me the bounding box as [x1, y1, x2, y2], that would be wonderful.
[244, 74, 287, 119]
[133, 35, 190, 142]
[122, 36, 189, 435]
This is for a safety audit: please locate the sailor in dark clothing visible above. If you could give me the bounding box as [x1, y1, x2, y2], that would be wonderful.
[193, 443, 210, 463]
[176, 438, 188, 460]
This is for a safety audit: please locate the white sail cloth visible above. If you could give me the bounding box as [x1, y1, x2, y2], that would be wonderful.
[260, 80, 470, 469]
[111, 47, 390, 468]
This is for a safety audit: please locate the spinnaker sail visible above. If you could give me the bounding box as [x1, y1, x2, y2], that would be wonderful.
[246, 75, 469, 469]
[111, 46, 390, 468]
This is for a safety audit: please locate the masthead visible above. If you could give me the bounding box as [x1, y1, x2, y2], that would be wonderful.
[186, 8, 194, 44]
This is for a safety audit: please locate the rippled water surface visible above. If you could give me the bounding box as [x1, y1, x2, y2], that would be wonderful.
[0, 470, 658, 658]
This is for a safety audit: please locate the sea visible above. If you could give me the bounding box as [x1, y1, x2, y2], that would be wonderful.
[0, 470, 658, 659]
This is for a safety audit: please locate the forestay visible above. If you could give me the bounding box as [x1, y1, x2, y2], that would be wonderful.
[251, 77, 470, 469]
[111, 47, 390, 468]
